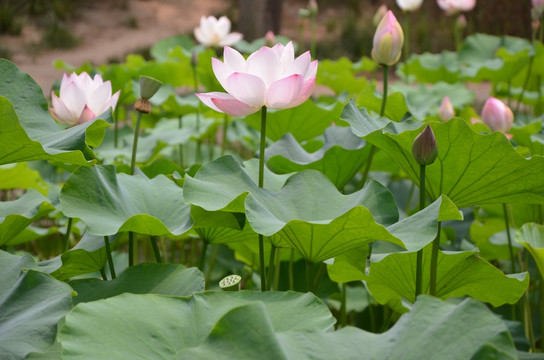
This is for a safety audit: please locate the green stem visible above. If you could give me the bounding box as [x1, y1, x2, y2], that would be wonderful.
[104, 236, 116, 280]
[205, 244, 220, 289]
[405, 182, 415, 214]
[506, 80, 512, 107]
[538, 204, 543, 225]
[100, 267, 108, 281]
[403, 13, 410, 82]
[380, 65, 389, 117]
[128, 232, 134, 267]
[415, 164, 426, 298]
[537, 75, 543, 116]
[150, 236, 162, 263]
[340, 283, 347, 328]
[178, 116, 184, 168]
[198, 239, 208, 271]
[310, 15, 316, 56]
[192, 61, 202, 163]
[515, 28, 537, 115]
[503, 203, 516, 273]
[429, 222, 442, 296]
[313, 262, 326, 291]
[524, 287, 536, 351]
[190, 238, 198, 267]
[273, 247, 281, 291]
[267, 245, 277, 291]
[222, 114, 228, 156]
[258, 106, 268, 291]
[114, 107, 119, 148]
[358, 145, 376, 190]
[63, 217, 73, 252]
[130, 111, 143, 175]
[289, 248, 295, 290]
[306, 261, 314, 293]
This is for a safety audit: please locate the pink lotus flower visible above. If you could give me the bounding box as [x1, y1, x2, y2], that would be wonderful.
[196, 42, 318, 117]
[437, 0, 476, 14]
[50, 72, 120, 126]
[396, 0, 423, 12]
[371, 10, 404, 66]
[194, 16, 243, 48]
[438, 96, 455, 121]
[481, 97, 514, 133]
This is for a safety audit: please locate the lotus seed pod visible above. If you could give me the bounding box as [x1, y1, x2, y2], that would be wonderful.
[139, 75, 162, 100]
[220, 274, 242, 291]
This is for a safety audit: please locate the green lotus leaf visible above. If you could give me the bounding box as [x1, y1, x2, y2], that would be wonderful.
[0, 251, 73, 359]
[317, 57, 375, 95]
[69, 263, 204, 305]
[150, 35, 195, 62]
[364, 245, 529, 313]
[0, 189, 56, 247]
[58, 291, 335, 360]
[515, 223, 544, 278]
[356, 84, 410, 122]
[398, 51, 461, 84]
[346, 114, 544, 207]
[243, 100, 344, 142]
[0, 163, 48, 194]
[265, 126, 369, 189]
[0, 59, 113, 166]
[59, 165, 192, 236]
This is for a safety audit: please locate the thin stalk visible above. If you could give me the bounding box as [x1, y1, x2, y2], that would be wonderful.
[100, 267, 108, 281]
[306, 261, 314, 293]
[63, 217, 73, 252]
[515, 28, 537, 114]
[205, 244, 220, 289]
[506, 80, 512, 107]
[429, 222, 442, 296]
[130, 111, 143, 175]
[267, 245, 277, 291]
[313, 262, 326, 291]
[222, 114, 228, 156]
[358, 146, 377, 190]
[192, 61, 202, 163]
[180, 239, 186, 265]
[340, 283, 347, 328]
[198, 239, 209, 271]
[403, 13, 410, 82]
[258, 106, 268, 291]
[380, 65, 389, 117]
[150, 236, 162, 263]
[114, 107, 119, 148]
[160, 238, 169, 263]
[104, 236, 116, 280]
[537, 75, 543, 116]
[273, 247, 281, 291]
[128, 232, 134, 267]
[524, 286, 536, 351]
[310, 14, 317, 57]
[415, 164, 426, 298]
[289, 248, 295, 290]
[190, 238, 198, 267]
[178, 116, 184, 168]
[503, 203, 516, 273]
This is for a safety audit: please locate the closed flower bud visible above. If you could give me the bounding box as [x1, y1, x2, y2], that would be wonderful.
[412, 125, 438, 166]
[139, 75, 162, 100]
[481, 97, 514, 133]
[455, 14, 467, 29]
[438, 96, 455, 121]
[372, 10, 404, 66]
[264, 30, 276, 47]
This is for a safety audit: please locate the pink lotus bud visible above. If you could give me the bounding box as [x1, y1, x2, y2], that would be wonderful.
[396, 0, 423, 12]
[373, 5, 388, 27]
[412, 125, 438, 166]
[194, 16, 243, 48]
[196, 42, 317, 117]
[438, 96, 455, 121]
[481, 97, 514, 133]
[264, 31, 276, 47]
[371, 10, 404, 66]
[455, 14, 467, 29]
[50, 72, 120, 126]
[437, 0, 476, 15]
[308, 0, 318, 16]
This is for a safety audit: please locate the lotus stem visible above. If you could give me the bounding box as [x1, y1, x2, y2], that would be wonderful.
[130, 111, 143, 175]
[313, 262, 326, 291]
[63, 217, 73, 252]
[258, 105, 268, 291]
[104, 235, 116, 280]
[114, 107, 119, 148]
[403, 13, 410, 82]
[192, 59, 202, 163]
[340, 283, 347, 328]
[178, 116, 184, 168]
[222, 114, 228, 156]
[306, 261, 314, 293]
[198, 239, 208, 271]
[429, 222, 442, 296]
[128, 232, 134, 267]
[205, 244, 220, 289]
[310, 14, 317, 57]
[515, 27, 537, 114]
[380, 65, 389, 117]
[273, 247, 281, 291]
[415, 164, 425, 298]
[100, 267, 107, 281]
[150, 236, 162, 263]
[503, 203, 516, 273]
[289, 248, 295, 290]
[267, 245, 277, 291]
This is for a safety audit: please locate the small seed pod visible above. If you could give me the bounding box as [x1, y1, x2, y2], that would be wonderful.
[220, 274, 242, 291]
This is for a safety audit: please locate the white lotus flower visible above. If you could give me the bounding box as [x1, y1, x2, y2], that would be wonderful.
[50, 72, 120, 126]
[194, 16, 243, 47]
[437, 0, 476, 14]
[396, 0, 424, 12]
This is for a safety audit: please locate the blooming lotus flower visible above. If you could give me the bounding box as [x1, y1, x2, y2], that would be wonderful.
[194, 16, 243, 47]
[372, 10, 404, 66]
[438, 96, 455, 121]
[437, 0, 476, 14]
[481, 97, 514, 133]
[196, 42, 318, 117]
[396, 0, 423, 12]
[50, 72, 120, 126]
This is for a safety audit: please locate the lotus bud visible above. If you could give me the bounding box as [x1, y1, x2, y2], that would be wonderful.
[455, 14, 467, 30]
[481, 97, 514, 133]
[265, 30, 276, 47]
[412, 125, 438, 166]
[220, 274, 242, 291]
[396, 0, 423, 12]
[371, 11, 404, 66]
[373, 5, 388, 27]
[308, 0, 318, 16]
[139, 75, 162, 100]
[438, 96, 455, 121]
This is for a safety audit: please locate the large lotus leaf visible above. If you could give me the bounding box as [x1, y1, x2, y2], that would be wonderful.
[0, 59, 112, 165]
[398, 51, 461, 84]
[356, 84, 410, 122]
[58, 291, 335, 360]
[470, 219, 522, 261]
[515, 223, 544, 278]
[191, 206, 257, 245]
[348, 114, 544, 207]
[150, 35, 195, 62]
[150, 85, 200, 117]
[0, 189, 56, 246]
[0, 163, 48, 194]
[38, 233, 116, 281]
[6, 225, 61, 247]
[265, 126, 369, 189]
[364, 245, 529, 313]
[283, 296, 517, 360]
[59, 165, 192, 236]
[390, 82, 474, 120]
[0, 251, 73, 360]
[69, 263, 204, 305]
[316, 57, 375, 95]
[243, 100, 344, 142]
